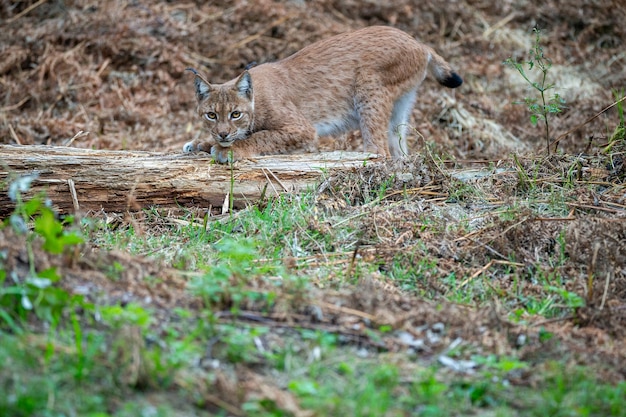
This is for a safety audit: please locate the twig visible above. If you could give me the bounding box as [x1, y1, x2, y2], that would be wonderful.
[203, 394, 244, 417]
[483, 12, 518, 38]
[532, 216, 576, 221]
[0, 97, 30, 112]
[126, 178, 139, 211]
[452, 259, 524, 292]
[567, 202, 619, 214]
[600, 270, 612, 310]
[221, 192, 230, 215]
[260, 168, 280, 197]
[345, 241, 360, 281]
[95, 58, 110, 78]
[530, 315, 575, 327]
[466, 236, 509, 261]
[453, 230, 481, 242]
[361, 184, 445, 209]
[7, 0, 48, 23]
[8, 124, 22, 145]
[442, 159, 505, 164]
[264, 167, 290, 192]
[64, 130, 89, 146]
[316, 301, 377, 321]
[376, 187, 447, 202]
[550, 94, 626, 150]
[190, 6, 237, 29]
[67, 179, 80, 213]
[182, 51, 223, 69]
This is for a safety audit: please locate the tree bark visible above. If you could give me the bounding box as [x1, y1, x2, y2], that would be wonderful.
[0, 145, 375, 216]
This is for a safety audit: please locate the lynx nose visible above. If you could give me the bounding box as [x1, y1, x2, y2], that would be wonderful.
[217, 132, 229, 140]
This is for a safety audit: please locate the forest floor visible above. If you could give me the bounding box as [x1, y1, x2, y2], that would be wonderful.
[1, 0, 626, 415]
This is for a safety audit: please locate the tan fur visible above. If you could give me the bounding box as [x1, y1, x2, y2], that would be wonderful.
[183, 26, 462, 163]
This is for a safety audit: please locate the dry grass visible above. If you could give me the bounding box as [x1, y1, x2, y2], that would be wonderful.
[1, 0, 624, 158]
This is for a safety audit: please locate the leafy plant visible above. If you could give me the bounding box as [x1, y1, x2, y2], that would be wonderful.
[504, 28, 566, 154]
[1, 175, 85, 331]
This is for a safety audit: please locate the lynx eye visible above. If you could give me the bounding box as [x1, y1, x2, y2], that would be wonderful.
[204, 112, 217, 121]
[230, 111, 242, 120]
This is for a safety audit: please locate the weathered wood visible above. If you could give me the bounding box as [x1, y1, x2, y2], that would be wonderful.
[0, 145, 375, 215]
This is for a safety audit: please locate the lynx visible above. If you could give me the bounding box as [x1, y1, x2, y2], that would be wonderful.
[183, 26, 462, 163]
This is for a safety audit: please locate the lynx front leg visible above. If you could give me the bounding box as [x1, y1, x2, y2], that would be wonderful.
[183, 138, 216, 153]
[211, 123, 318, 163]
[210, 142, 254, 164]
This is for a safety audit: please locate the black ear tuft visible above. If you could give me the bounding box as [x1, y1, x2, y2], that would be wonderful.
[185, 67, 199, 76]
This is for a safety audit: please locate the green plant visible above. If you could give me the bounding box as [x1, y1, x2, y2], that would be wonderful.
[604, 89, 625, 153]
[0, 333, 111, 416]
[1, 175, 85, 331]
[188, 237, 305, 315]
[384, 247, 442, 297]
[472, 354, 528, 375]
[289, 363, 401, 416]
[504, 28, 566, 154]
[511, 154, 535, 192]
[99, 303, 152, 329]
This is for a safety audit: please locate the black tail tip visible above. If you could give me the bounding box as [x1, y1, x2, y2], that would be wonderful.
[440, 72, 463, 89]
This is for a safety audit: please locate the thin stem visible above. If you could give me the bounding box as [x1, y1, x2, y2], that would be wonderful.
[539, 70, 551, 154]
[534, 31, 554, 154]
[229, 150, 234, 216]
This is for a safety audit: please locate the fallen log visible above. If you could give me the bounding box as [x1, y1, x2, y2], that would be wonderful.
[0, 145, 375, 216]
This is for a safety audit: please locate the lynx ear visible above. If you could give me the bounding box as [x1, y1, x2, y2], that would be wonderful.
[194, 77, 211, 102]
[186, 67, 212, 102]
[235, 71, 253, 100]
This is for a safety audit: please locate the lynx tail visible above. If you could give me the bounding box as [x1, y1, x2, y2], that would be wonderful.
[427, 50, 463, 89]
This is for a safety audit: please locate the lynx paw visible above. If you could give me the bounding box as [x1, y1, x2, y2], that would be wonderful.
[211, 145, 235, 164]
[183, 139, 214, 153]
[182, 140, 196, 153]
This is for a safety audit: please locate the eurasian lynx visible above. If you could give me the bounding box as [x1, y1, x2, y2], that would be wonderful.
[183, 26, 462, 163]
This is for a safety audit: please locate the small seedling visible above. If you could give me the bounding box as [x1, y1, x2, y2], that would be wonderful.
[604, 89, 625, 153]
[504, 28, 566, 154]
[1, 176, 85, 330]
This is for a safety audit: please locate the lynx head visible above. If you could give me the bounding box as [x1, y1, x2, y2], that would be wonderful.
[189, 68, 254, 147]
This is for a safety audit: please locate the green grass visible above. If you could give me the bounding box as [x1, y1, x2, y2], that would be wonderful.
[3, 328, 626, 416]
[2, 155, 625, 416]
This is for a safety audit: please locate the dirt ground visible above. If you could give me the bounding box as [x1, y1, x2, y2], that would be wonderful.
[2, 0, 626, 405]
[2, 0, 624, 157]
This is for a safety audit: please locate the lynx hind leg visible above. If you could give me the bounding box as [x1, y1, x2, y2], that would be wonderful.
[388, 88, 418, 158]
[355, 93, 394, 157]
